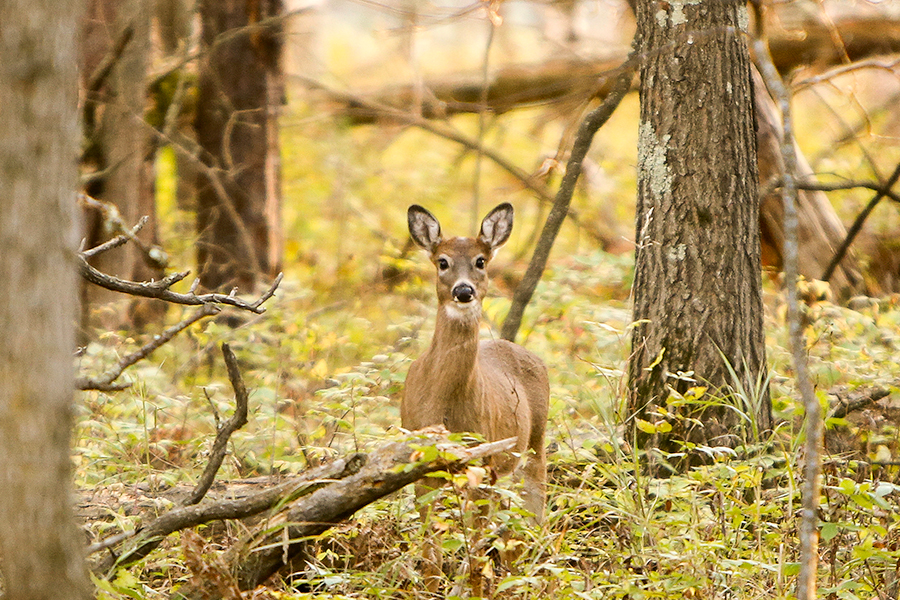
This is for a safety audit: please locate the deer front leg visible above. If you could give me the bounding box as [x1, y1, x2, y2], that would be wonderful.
[414, 480, 444, 593]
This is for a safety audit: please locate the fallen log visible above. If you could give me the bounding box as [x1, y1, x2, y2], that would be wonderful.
[321, 13, 900, 124]
[87, 430, 516, 596]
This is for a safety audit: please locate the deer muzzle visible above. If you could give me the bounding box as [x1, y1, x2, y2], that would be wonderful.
[452, 282, 476, 304]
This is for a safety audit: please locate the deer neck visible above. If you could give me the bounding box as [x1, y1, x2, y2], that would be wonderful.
[425, 303, 483, 401]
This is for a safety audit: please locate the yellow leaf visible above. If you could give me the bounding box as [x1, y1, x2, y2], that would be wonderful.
[310, 359, 329, 379]
[684, 386, 707, 401]
[635, 418, 657, 434]
[645, 347, 665, 371]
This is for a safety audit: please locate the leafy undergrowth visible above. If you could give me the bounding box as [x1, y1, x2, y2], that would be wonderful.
[74, 244, 900, 599]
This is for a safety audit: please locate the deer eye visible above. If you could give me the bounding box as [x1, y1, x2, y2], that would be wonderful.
[474, 256, 486, 269]
[437, 257, 450, 271]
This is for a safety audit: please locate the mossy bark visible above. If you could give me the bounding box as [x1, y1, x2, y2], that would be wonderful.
[628, 0, 772, 471]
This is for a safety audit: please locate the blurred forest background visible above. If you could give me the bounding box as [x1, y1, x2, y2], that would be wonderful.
[31, 0, 900, 597]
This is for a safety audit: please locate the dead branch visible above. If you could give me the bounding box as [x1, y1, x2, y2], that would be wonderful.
[319, 13, 900, 123]
[79, 256, 283, 314]
[81, 216, 150, 259]
[500, 51, 636, 342]
[77, 304, 220, 391]
[93, 432, 514, 588]
[822, 161, 900, 283]
[793, 56, 900, 92]
[92, 453, 367, 574]
[796, 180, 900, 205]
[183, 343, 250, 506]
[753, 14, 822, 600]
[829, 387, 891, 420]
[78, 194, 168, 271]
[178, 433, 518, 596]
[86, 23, 135, 96]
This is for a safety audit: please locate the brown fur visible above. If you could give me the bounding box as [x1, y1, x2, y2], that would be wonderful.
[402, 204, 549, 590]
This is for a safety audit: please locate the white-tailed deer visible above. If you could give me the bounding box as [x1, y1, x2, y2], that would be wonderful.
[403, 202, 550, 588]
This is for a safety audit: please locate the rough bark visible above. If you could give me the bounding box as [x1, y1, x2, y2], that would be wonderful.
[628, 0, 771, 471]
[0, 1, 92, 597]
[195, 0, 284, 291]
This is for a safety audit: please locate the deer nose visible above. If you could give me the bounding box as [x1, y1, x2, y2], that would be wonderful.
[452, 283, 476, 303]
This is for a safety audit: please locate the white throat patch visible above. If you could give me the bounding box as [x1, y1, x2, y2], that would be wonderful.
[444, 302, 480, 322]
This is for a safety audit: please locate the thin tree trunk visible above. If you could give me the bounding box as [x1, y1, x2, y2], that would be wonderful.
[80, 0, 161, 330]
[0, 1, 92, 597]
[628, 0, 771, 471]
[195, 0, 284, 291]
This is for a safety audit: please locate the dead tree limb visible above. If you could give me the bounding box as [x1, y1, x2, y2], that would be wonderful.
[829, 387, 891, 421]
[821, 161, 900, 283]
[753, 17, 822, 600]
[92, 453, 367, 574]
[77, 304, 220, 391]
[177, 433, 518, 597]
[182, 343, 250, 506]
[79, 257, 283, 313]
[321, 14, 900, 123]
[93, 432, 514, 588]
[500, 52, 636, 342]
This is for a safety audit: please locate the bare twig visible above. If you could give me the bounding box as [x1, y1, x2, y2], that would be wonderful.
[81, 215, 149, 259]
[295, 75, 609, 243]
[86, 23, 135, 95]
[796, 179, 900, 205]
[753, 19, 821, 600]
[78, 194, 167, 270]
[821, 161, 900, 283]
[79, 256, 282, 313]
[793, 56, 900, 92]
[183, 343, 250, 506]
[500, 50, 637, 342]
[76, 304, 220, 391]
[145, 125, 263, 277]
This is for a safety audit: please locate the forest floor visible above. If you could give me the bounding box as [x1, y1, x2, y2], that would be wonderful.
[76, 244, 900, 599]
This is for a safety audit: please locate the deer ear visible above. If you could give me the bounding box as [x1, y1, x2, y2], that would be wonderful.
[478, 203, 514, 251]
[408, 205, 442, 253]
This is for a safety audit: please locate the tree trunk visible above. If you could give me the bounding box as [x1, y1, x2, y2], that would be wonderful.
[80, 0, 162, 330]
[628, 0, 771, 471]
[0, 1, 92, 598]
[195, 0, 284, 291]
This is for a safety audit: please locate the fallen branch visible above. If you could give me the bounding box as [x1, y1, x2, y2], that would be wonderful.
[77, 303, 220, 391]
[829, 387, 891, 420]
[182, 343, 250, 506]
[178, 433, 518, 596]
[93, 453, 366, 574]
[93, 431, 514, 587]
[500, 50, 636, 342]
